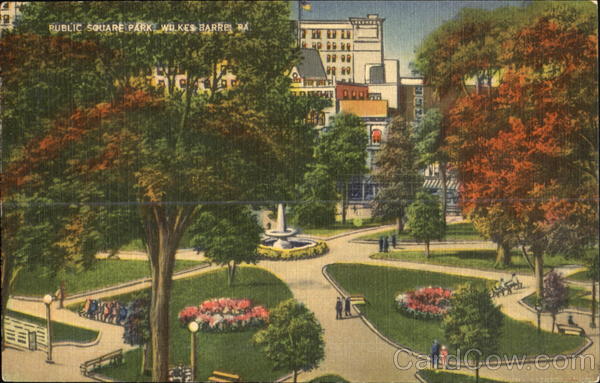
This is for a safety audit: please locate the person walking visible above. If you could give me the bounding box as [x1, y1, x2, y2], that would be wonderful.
[440, 345, 448, 369]
[383, 236, 389, 253]
[54, 281, 66, 309]
[344, 296, 352, 317]
[378, 236, 384, 253]
[431, 339, 440, 368]
[335, 297, 343, 320]
[391, 234, 397, 249]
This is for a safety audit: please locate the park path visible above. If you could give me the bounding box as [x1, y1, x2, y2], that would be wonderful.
[3, 225, 598, 382]
[259, 227, 598, 383]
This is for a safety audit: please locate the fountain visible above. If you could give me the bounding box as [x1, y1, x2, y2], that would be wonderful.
[262, 203, 317, 251]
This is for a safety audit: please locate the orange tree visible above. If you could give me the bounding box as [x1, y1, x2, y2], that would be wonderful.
[12, 2, 322, 381]
[448, 2, 598, 297]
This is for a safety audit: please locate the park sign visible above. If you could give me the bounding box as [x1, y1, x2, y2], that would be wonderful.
[48, 22, 250, 33]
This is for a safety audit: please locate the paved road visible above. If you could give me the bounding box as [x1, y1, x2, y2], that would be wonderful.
[3, 226, 598, 382]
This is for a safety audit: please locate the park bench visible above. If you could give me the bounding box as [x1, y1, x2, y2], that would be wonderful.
[557, 323, 586, 337]
[208, 370, 241, 382]
[349, 294, 367, 305]
[80, 349, 123, 377]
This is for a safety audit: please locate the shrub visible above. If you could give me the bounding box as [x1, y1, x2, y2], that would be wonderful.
[257, 241, 329, 260]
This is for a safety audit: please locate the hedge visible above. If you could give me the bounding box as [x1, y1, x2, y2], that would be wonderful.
[257, 241, 328, 260]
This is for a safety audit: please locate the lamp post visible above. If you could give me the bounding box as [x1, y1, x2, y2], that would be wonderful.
[534, 302, 542, 334]
[43, 294, 54, 364]
[188, 321, 199, 380]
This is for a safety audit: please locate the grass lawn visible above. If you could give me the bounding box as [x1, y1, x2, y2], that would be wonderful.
[297, 217, 387, 237]
[419, 369, 506, 383]
[308, 374, 349, 383]
[327, 263, 586, 357]
[91, 266, 292, 382]
[356, 222, 483, 242]
[12, 259, 205, 297]
[5, 309, 98, 343]
[567, 270, 593, 283]
[371, 249, 571, 274]
[523, 285, 598, 313]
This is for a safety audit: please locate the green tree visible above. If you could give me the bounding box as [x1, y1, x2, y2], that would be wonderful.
[122, 291, 152, 376]
[316, 113, 368, 224]
[293, 164, 338, 227]
[406, 192, 446, 257]
[414, 109, 449, 221]
[189, 206, 262, 286]
[443, 284, 503, 383]
[372, 116, 422, 233]
[15, 2, 310, 380]
[541, 271, 569, 333]
[254, 299, 325, 383]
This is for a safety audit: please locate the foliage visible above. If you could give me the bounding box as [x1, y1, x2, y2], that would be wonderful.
[443, 283, 503, 381]
[13, 2, 311, 380]
[123, 291, 151, 347]
[406, 192, 446, 257]
[189, 206, 262, 286]
[293, 165, 338, 227]
[257, 242, 328, 261]
[372, 116, 422, 231]
[316, 113, 368, 224]
[542, 271, 569, 332]
[254, 299, 325, 383]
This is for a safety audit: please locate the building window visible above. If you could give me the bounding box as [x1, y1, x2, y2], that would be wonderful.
[157, 67, 164, 76]
[203, 80, 210, 89]
[301, 29, 306, 38]
[359, 91, 364, 99]
[2, 3, 9, 9]
[319, 112, 325, 125]
[317, 42, 322, 49]
[327, 66, 331, 75]
[312, 42, 316, 49]
[341, 55, 346, 63]
[347, 31, 351, 39]
[415, 86, 423, 95]
[327, 30, 332, 39]
[332, 42, 337, 50]
[302, 42, 307, 48]
[332, 67, 336, 75]
[157, 79, 165, 87]
[346, 66, 351, 74]
[415, 108, 423, 117]
[351, 90, 356, 99]
[347, 54, 351, 62]
[231, 80, 237, 87]
[332, 54, 336, 63]
[326, 54, 331, 62]
[327, 42, 331, 50]
[372, 129, 382, 144]
[305, 80, 314, 86]
[341, 67, 346, 75]
[343, 89, 348, 98]
[415, 97, 423, 107]
[341, 43, 345, 50]
[179, 79, 187, 88]
[347, 44, 351, 50]
[332, 30, 337, 38]
[221, 79, 227, 87]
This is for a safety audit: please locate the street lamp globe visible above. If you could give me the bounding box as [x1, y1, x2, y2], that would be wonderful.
[188, 321, 199, 333]
[43, 294, 54, 305]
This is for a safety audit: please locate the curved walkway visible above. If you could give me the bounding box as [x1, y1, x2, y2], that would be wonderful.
[3, 226, 598, 382]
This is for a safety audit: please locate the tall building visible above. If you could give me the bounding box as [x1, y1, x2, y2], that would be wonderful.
[298, 14, 385, 85]
[1, 2, 22, 32]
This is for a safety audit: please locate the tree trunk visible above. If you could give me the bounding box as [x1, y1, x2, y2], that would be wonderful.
[534, 252, 544, 299]
[144, 205, 194, 382]
[293, 369, 298, 383]
[439, 163, 447, 221]
[551, 314, 556, 333]
[475, 366, 480, 383]
[425, 241, 431, 258]
[341, 182, 348, 224]
[494, 242, 512, 267]
[227, 262, 237, 287]
[396, 216, 403, 234]
[592, 277, 597, 328]
[141, 343, 149, 376]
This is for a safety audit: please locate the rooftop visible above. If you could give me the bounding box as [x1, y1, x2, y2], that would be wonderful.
[296, 48, 327, 80]
[339, 99, 388, 118]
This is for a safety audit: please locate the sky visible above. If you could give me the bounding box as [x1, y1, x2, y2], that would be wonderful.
[290, 0, 529, 76]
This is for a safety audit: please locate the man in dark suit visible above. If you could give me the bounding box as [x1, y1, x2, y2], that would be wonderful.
[335, 297, 343, 320]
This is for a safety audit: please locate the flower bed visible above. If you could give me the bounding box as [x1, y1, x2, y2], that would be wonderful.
[257, 241, 328, 260]
[395, 286, 452, 320]
[178, 298, 269, 332]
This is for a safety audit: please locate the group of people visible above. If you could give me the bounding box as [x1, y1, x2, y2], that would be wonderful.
[492, 273, 523, 297]
[79, 298, 130, 325]
[168, 364, 193, 382]
[430, 339, 449, 369]
[378, 235, 397, 253]
[335, 296, 352, 319]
